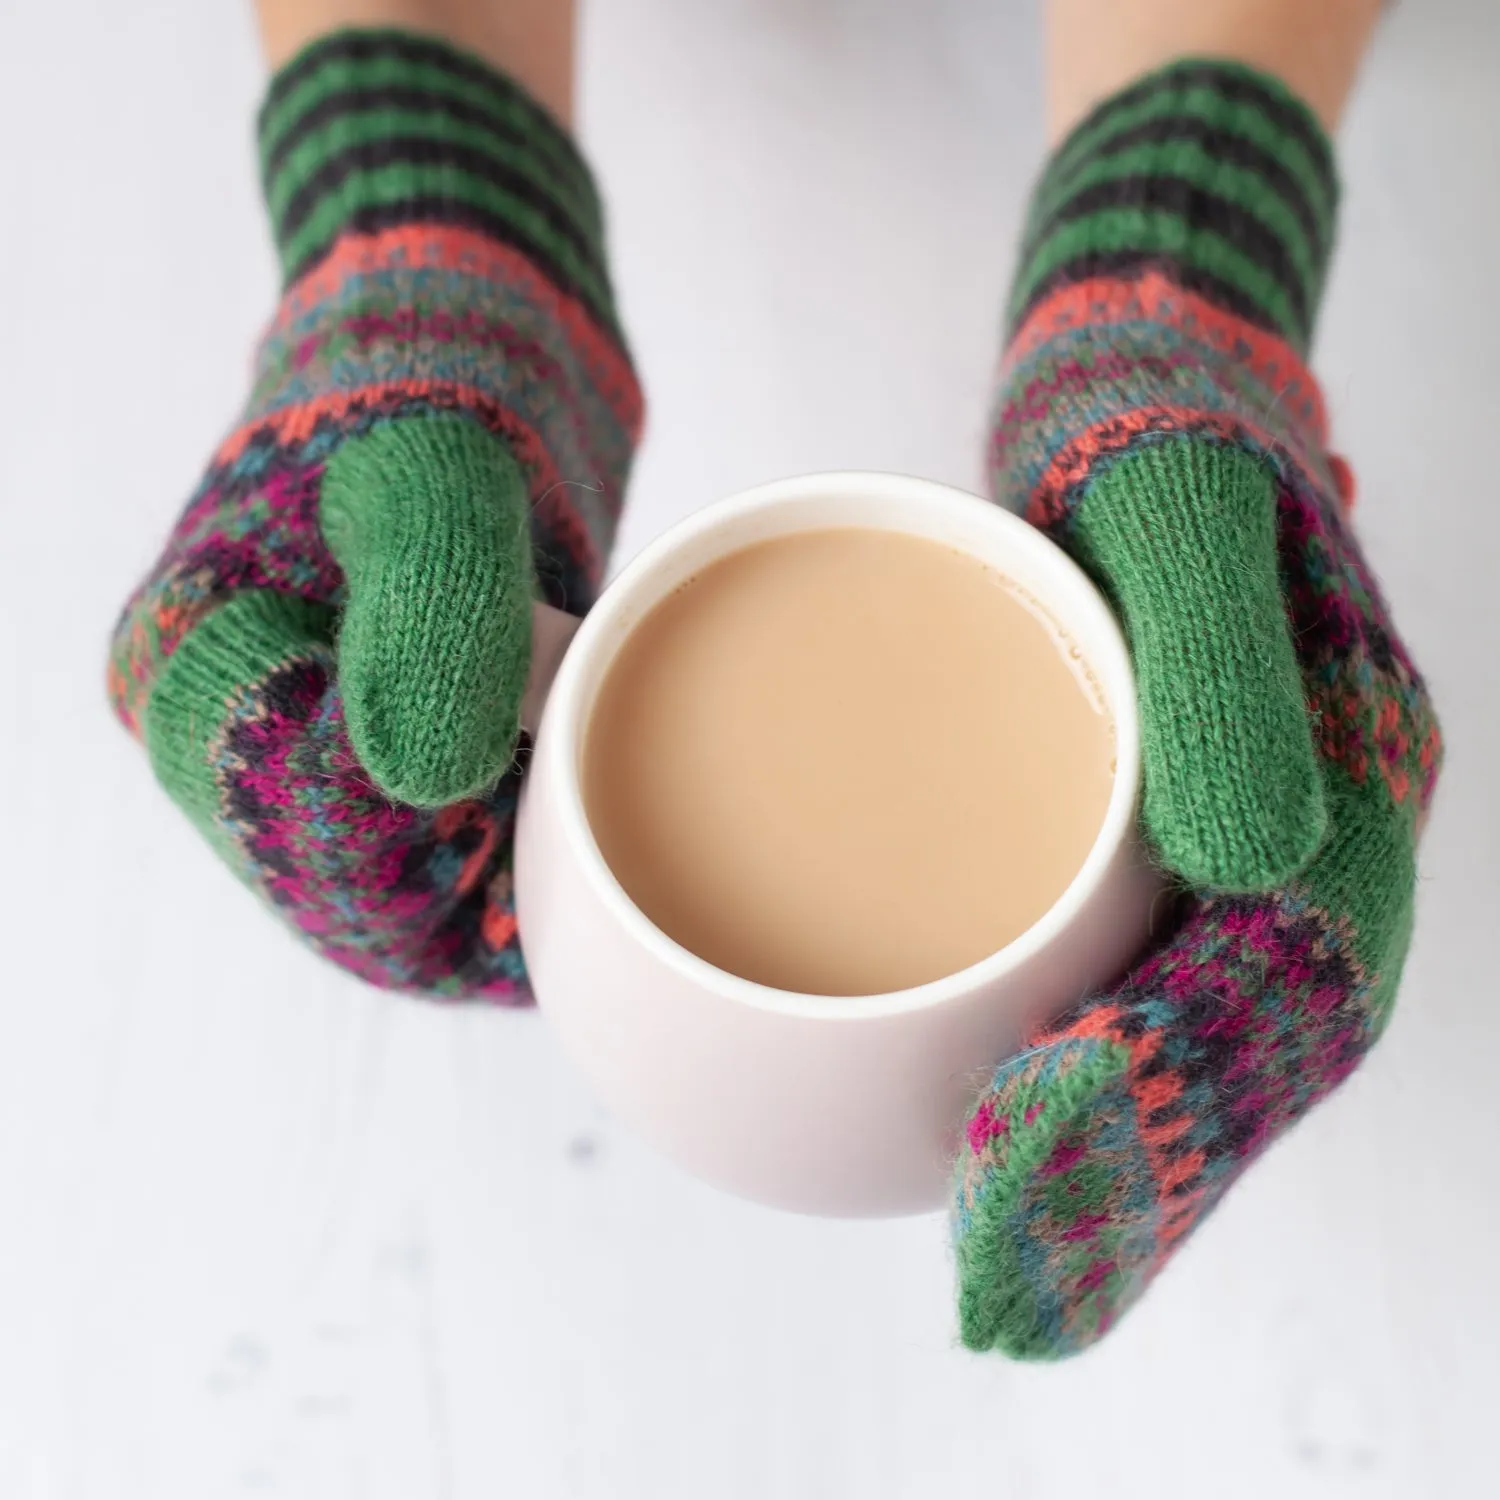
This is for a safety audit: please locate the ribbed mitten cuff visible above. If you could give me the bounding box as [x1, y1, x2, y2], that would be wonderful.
[257, 28, 620, 333]
[1009, 59, 1339, 351]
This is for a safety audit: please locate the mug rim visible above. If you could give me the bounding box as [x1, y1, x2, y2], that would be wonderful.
[534, 470, 1142, 1021]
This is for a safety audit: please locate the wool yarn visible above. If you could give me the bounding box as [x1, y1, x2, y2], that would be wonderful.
[109, 29, 642, 996]
[955, 59, 1441, 1358]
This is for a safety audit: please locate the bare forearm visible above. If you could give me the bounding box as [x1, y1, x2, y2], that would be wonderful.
[254, 0, 576, 123]
[1046, 0, 1384, 140]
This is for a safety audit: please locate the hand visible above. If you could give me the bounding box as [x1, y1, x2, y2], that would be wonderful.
[107, 30, 641, 998]
[951, 62, 1441, 1357]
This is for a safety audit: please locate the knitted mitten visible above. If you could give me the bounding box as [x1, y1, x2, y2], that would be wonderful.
[953, 60, 1441, 1356]
[108, 30, 641, 998]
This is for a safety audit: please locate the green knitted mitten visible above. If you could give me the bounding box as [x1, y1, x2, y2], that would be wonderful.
[953, 59, 1441, 1357]
[109, 31, 641, 996]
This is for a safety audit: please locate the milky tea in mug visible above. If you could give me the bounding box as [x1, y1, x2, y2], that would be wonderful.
[581, 526, 1116, 997]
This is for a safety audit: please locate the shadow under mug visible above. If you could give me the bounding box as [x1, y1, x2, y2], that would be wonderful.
[515, 472, 1163, 1217]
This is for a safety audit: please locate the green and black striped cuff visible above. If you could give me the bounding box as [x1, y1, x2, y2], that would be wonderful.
[1008, 59, 1339, 351]
[257, 29, 618, 331]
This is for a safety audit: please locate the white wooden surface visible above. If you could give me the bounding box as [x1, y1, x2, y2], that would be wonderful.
[1, 2, 1496, 1495]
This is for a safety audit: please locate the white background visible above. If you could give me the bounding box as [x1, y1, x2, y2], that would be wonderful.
[1, 1, 1496, 1496]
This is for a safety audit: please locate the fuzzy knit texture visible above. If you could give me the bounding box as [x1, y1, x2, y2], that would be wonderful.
[108, 29, 642, 998]
[954, 59, 1441, 1358]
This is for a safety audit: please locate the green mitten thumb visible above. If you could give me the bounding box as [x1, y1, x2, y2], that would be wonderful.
[1070, 437, 1326, 890]
[320, 413, 536, 808]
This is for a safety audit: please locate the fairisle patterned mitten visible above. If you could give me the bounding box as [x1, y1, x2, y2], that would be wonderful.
[953, 60, 1441, 1356]
[108, 30, 642, 997]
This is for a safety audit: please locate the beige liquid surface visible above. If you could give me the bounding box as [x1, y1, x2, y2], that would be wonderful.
[582, 528, 1116, 996]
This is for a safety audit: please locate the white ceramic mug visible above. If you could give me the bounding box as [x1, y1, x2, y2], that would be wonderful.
[515, 472, 1162, 1218]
